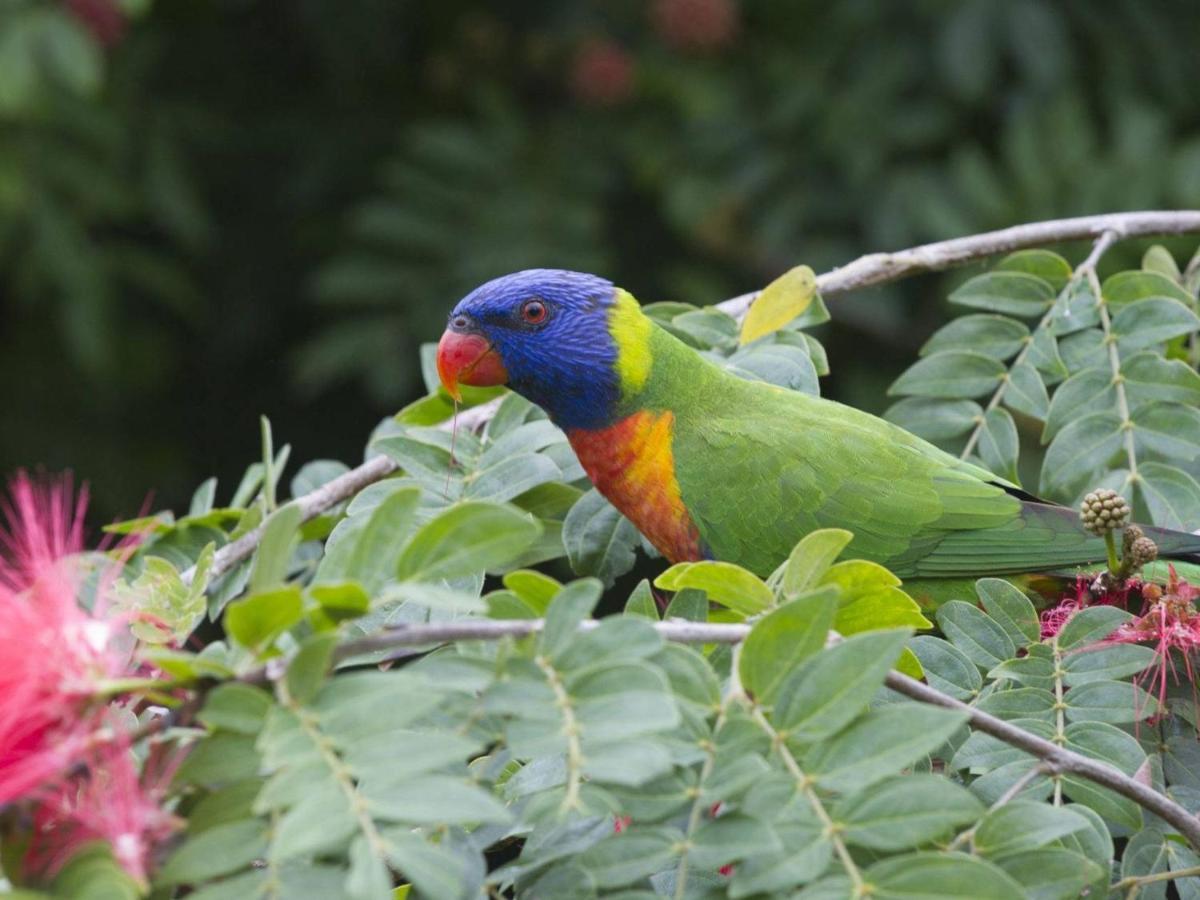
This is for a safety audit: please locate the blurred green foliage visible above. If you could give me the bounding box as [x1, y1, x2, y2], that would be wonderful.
[2, 0, 1199, 520]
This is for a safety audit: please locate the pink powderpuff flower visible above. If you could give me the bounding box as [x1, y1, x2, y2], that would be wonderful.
[1107, 569, 1200, 716]
[0, 472, 177, 882]
[0, 473, 129, 806]
[25, 734, 182, 885]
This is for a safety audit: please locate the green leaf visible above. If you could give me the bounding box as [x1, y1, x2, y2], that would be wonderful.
[247, 502, 303, 594]
[988, 654, 1056, 690]
[1061, 721, 1147, 829]
[922, 314, 1030, 360]
[538, 578, 603, 657]
[834, 774, 983, 850]
[991, 847, 1104, 900]
[366, 775, 511, 825]
[777, 628, 912, 741]
[465, 453, 562, 503]
[781, 528, 853, 599]
[1042, 367, 1113, 442]
[270, 781, 357, 861]
[1064, 679, 1159, 723]
[654, 561, 773, 616]
[1138, 461, 1200, 530]
[908, 636, 981, 700]
[806, 703, 968, 791]
[347, 835, 391, 900]
[1132, 403, 1200, 463]
[996, 249, 1072, 291]
[1004, 361, 1050, 421]
[395, 501, 541, 582]
[623, 579, 659, 619]
[334, 486, 421, 592]
[563, 489, 641, 587]
[740, 264, 819, 343]
[950, 271, 1056, 318]
[1061, 643, 1156, 685]
[1025, 327, 1068, 381]
[951, 718, 1055, 772]
[287, 632, 339, 704]
[889, 351, 1007, 399]
[973, 800, 1091, 855]
[225, 586, 304, 653]
[502, 569, 562, 615]
[664, 587, 707, 622]
[157, 819, 268, 885]
[885, 397, 983, 441]
[578, 826, 682, 889]
[1040, 412, 1124, 497]
[1124, 352, 1200, 409]
[975, 578, 1040, 646]
[739, 589, 837, 704]
[977, 407, 1019, 483]
[1112, 297, 1200, 351]
[865, 851, 1023, 899]
[198, 683, 272, 734]
[936, 601, 1015, 669]
[381, 828, 469, 900]
[688, 813, 781, 870]
[309, 582, 371, 624]
[1056, 605, 1131, 649]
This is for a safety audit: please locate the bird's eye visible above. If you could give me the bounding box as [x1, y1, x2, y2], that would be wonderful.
[520, 299, 548, 325]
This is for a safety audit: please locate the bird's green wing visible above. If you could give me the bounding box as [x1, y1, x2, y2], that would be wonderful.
[671, 380, 1127, 579]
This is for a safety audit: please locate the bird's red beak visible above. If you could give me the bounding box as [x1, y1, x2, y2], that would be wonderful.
[436, 330, 509, 401]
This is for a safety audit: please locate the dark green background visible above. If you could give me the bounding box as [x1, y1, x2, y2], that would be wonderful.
[3, 0, 1199, 522]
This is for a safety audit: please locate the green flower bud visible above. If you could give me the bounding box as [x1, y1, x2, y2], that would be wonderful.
[1080, 488, 1130, 536]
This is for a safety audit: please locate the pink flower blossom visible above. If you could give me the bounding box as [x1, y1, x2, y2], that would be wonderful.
[0, 474, 125, 805]
[1107, 568, 1200, 715]
[0, 472, 178, 882]
[25, 735, 181, 885]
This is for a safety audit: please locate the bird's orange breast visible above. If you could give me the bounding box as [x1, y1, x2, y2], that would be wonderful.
[567, 410, 705, 564]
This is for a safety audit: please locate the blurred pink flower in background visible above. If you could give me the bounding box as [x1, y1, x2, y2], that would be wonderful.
[0, 473, 178, 883]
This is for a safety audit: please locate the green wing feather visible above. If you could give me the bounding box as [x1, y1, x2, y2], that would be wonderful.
[645, 325, 1200, 578]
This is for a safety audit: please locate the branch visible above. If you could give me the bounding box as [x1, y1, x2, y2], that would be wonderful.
[724, 210, 1200, 317]
[297, 617, 1200, 848]
[182, 209, 1200, 586]
[884, 667, 1200, 850]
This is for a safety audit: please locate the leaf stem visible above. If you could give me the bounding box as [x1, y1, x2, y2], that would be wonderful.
[745, 701, 866, 896]
[1089, 255, 1140, 487]
[1110, 863, 1200, 892]
[960, 229, 1118, 461]
[673, 645, 740, 900]
[533, 654, 585, 813]
[277, 680, 390, 863]
[1051, 634, 1067, 805]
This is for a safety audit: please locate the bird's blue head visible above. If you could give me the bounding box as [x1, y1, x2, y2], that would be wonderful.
[437, 269, 629, 431]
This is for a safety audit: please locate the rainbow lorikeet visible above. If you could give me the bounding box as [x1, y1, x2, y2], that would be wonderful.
[435, 269, 1200, 586]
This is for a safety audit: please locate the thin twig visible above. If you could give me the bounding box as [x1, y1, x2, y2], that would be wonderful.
[884, 667, 1200, 849]
[1110, 864, 1200, 892]
[959, 230, 1117, 460]
[239, 616, 1200, 849]
[181, 211, 1200, 587]
[724, 210, 1200, 317]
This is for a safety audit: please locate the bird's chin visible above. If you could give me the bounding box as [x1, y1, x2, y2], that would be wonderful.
[436, 330, 509, 401]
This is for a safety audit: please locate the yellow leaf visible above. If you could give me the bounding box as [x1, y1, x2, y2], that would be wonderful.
[739, 265, 819, 345]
